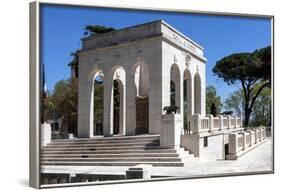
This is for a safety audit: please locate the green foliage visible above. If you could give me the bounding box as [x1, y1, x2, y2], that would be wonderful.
[224, 86, 271, 127]
[213, 46, 271, 127]
[252, 46, 271, 83]
[224, 90, 244, 116]
[94, 83, 104, 125]
[84, 25, 115, 36]
[206, 85, 222, 116]
[250, 86, 271, 126]
[44, 78, 78, 135]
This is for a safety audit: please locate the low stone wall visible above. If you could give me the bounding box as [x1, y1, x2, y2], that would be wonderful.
[226, 127, 266, 160]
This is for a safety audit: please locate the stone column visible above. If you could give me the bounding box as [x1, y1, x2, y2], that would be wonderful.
[186, 74, 192, 123]
[103, 78, 114, 136]
[179, 71, 184, 132]
[78, 81, 93, 138]
[125, 71, 136, 135]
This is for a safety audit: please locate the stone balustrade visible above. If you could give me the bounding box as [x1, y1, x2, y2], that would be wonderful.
[191, 114, 243, 134]
[226, 127, 266, 160]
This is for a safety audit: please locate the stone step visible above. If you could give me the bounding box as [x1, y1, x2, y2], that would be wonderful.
[41, 161, 184, 167]
[48, 139, 159, 146]
[40, 153, 180, 158]
[42, 145, 165, 151]
[45, 141, 159, 148]
[41, 157, 182, 162]
[41, 149, 179, 154]
[51, 135, 160, 143]
[41, 135, 195, 167]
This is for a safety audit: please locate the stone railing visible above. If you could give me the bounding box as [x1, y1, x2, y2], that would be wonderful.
[191, 114, 243, 133]
[227, 127, 266, 160]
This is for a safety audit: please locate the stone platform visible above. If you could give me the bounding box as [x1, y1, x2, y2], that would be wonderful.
[41, 137, 272, 180]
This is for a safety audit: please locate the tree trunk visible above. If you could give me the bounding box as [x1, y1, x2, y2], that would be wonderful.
[244, 107, 252, 127]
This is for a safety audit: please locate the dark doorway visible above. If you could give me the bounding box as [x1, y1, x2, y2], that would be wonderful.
[113, 80, 120, 135]
[94, 80, 104, 135]
[135, 96, 149, 134]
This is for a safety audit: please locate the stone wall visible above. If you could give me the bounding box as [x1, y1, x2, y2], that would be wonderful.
[199, 134, 224, 160]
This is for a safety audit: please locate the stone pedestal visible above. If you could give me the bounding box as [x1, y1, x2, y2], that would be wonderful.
[160, 114, 182, 149]
[126, 164, 152, 179]
[41, 122, 51, 147]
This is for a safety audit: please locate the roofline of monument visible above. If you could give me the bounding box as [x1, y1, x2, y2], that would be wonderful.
[78, 34, 207, 63]
[81, 19, 204, 51]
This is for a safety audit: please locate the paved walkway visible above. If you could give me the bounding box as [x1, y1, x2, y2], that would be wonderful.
[42, 138, 273, 177]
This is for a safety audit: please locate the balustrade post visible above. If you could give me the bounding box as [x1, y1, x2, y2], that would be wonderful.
[234, 116, 238, 128]
[248, 130, 253, 146]
[207, 114, 214, 132]
[229, 133, 238, 155]
[253, 129, 258, 144]
[218, 115, 223, 130]
[262, 127, 266, 140]
[242, 132, 246, 150]
[257, 128, 262, 142]
[227, 115, 231, 129]
[263, 127, 266, 139]
[191, 114, 201, 133]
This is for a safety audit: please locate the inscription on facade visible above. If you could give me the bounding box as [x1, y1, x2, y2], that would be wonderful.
[167, 32, 197, 54]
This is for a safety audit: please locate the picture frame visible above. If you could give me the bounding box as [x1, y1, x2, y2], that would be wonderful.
[29, 1, 274, 188]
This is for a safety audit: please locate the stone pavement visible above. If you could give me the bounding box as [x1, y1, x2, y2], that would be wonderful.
[41, 138, 272, 177]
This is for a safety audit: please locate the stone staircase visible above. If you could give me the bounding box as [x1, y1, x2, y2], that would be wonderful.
[41, 135, 195, 167]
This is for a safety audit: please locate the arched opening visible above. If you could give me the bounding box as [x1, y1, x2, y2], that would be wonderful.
[111, 66, 126, 135]
[90, 70, 104, 136]
[170, 64, 181, 112]
[183, 69, 192, 134]
[134, 63, 149, 134]
[194, 73, 201, 114]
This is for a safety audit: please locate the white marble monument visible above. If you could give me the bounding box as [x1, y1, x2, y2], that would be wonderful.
[77, 20, 206, 138]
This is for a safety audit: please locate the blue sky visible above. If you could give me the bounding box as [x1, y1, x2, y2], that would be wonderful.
[41, 4, 271, 102]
